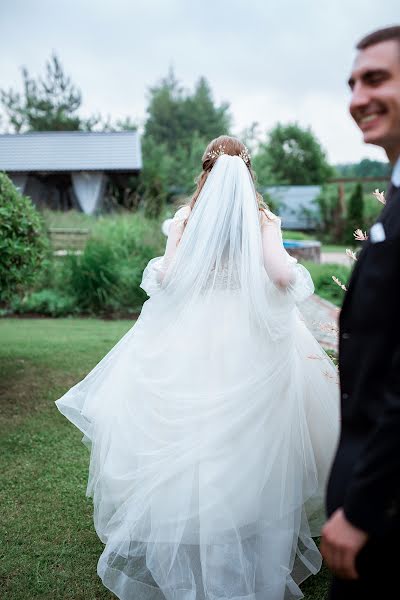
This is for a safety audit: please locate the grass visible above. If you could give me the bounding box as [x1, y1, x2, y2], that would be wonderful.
[0, 318, 332, 599]
[282, 229, 314, 241]
[42, 208, 101, 229]
[0, 318, 131, 599]
[321, 244, 347, 254]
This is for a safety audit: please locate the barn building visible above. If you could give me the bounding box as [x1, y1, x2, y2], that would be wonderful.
[0, 131, 142, 214]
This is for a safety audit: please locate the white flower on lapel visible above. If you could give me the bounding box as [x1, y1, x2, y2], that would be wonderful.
[370, 222, 386, 243]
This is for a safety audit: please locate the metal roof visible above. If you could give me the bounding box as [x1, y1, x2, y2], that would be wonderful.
[0, 131, 142, 172]
[264, 185, 321, 230]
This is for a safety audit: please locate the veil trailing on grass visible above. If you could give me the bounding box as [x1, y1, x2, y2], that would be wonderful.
[56, 154, 339, 600]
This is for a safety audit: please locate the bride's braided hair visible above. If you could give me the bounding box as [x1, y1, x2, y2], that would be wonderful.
[183, 135, 269, 227]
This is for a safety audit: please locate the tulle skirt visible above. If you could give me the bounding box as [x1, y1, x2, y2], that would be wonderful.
[56, 290, 340, 600]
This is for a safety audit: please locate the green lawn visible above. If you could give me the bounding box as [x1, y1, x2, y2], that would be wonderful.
[321, 244, 347, 254]
[0, 318, 332, 599]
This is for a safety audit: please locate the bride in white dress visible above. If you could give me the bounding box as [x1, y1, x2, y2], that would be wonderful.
[56, 136, 339, 600]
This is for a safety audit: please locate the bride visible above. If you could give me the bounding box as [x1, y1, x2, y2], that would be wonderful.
[56, 136, 339, 600]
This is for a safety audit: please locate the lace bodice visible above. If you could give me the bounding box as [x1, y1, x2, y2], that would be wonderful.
[205, 264, 241, 290]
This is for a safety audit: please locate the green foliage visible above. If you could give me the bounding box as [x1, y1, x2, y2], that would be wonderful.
[282, 230, 314, 241]
[252, 151, 273, 188]
[316, 183, 383, 245]
[303, 261, 351, 307]
[60, 215, 165, 314]
[11, 288, 77, 317]
[363, 190, 383, 228]
[116, 245, 157, 310]
[315, 186, 338, 231]
[112, 116, 138, 131]
[0, 53, 99, 132]
[140, 136, 173, 218]
[0, 172, 48, 302]
[41, 208, 95, 229]
[335, 158, 391, 178]
[254, 123, 334, 185]
[261, 189, 281, 214]
[141, 70, 232, 199]
[171, 131, 208, 194]
[144, 70, 231, 152]
[65, 239, 121, 312]
[2, 211, 166, 316]
[346, 183, 364, 243]
[314, 185, 348, 244]
[64, 237, 153, 314]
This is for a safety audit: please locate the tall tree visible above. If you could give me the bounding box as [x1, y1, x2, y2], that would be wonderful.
[0, 53, 99, 132]
[143, 69, 184, 150]
[254, 123, 334, 185]
[335, 159, 391, 178]
[142, 70, 231, 196]
[143, 69, 231, 152]
[181, 77, 231, 147]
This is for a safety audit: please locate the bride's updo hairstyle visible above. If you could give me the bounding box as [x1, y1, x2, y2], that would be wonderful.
[185, 135, 268, 225]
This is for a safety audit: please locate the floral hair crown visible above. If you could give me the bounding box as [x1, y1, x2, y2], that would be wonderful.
[206, 144, 250, 164]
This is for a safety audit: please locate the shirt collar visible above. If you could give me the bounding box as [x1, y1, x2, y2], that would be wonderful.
[392, 156, 400, 187]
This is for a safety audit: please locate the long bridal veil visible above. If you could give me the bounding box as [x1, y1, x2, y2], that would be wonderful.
[56, 155, 339, 600]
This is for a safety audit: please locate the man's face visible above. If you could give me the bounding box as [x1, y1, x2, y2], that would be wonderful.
[349, 40, 400, 161]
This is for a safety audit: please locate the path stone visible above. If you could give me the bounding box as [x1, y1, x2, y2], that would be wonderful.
[299, 294, 340, 352]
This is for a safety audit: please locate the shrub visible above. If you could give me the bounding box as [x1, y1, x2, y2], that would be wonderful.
[116, 245, 159, 311]
[0, 172, 48, 302]
[140, 136, 173, 219]
[303, 261, 351, 307]
[92, 212, 164, 257]
[11, 289, 77, 317]
[65, 239, 121, 313]
[315, 185, 345, 244]
[5, 206, 167, 316]
[346, 183, 364, 244]
[62, 217, 164, 314]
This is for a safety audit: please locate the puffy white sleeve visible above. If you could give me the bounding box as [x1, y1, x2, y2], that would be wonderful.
[261, 211, 314, 304]
[140, 206, 190, 297]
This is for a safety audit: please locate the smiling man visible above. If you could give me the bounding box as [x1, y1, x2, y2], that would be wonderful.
[321, 25, 400, 600]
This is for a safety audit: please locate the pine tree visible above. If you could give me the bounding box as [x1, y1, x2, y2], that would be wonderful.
[346, 183, 364, 244]
[0, 53, 99, 132]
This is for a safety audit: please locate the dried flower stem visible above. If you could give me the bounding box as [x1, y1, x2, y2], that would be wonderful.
[332, 276, 347, 291]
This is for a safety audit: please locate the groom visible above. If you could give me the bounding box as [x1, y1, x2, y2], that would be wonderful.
[321, 26, 400, 599]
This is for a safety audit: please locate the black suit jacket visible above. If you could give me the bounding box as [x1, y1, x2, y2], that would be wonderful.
[326, 184, 400, 537]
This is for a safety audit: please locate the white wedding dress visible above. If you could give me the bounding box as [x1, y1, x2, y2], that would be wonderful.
[56, 155, 340, 600]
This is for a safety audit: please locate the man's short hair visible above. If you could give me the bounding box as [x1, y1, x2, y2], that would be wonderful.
[357, 25, 400, 51]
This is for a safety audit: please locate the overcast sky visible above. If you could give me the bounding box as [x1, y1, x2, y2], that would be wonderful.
[1, 0, 399, 164]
